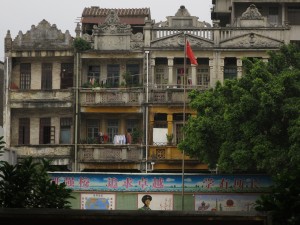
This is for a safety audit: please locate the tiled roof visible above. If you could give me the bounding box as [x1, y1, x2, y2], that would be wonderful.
[82, 7, 151, 17]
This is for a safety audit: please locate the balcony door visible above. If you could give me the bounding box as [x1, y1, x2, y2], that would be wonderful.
[107, 64, 120, 88]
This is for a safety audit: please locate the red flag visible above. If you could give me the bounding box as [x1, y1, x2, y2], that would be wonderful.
[186, 40, 198, 65]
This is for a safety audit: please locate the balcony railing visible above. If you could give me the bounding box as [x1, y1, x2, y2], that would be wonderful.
[151, 26, 288, 46]
[13, 145, 72, 165]
[78, 145, 143, 162]
[80, 88, 144, 105]
[80, 85, 208, 105]
[9, 89, 73, 108]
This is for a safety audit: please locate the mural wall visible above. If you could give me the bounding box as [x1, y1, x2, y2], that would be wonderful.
[50, 172, 272, 211]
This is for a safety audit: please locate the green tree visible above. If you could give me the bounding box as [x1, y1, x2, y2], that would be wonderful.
[178, 44, 300, 225]
[178, 44, 300, 175]
[255, 167, 300, 225]
[0, 157, 73, 208]
[73, 37, 91, 51]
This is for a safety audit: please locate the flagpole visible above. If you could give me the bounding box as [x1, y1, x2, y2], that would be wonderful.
[181, 33, 187, 211]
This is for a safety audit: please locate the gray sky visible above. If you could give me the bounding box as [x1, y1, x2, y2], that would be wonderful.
[0, 0, 212, 61]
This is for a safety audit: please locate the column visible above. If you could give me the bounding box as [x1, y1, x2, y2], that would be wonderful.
[150, 58, 155, 88]
[149, 112, 155, 144]
[237, 58, 243, 78]
[167, 57, 174, 85]
[191, 64, 197, 86]
[219, 57, 224, 84]
[209, 57, 214, 87]
[167, 113, 173, 135]
[281, 3, 286, 26]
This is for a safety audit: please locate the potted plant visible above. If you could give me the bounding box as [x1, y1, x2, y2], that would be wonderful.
[166, 133, 173, 145]
[132, 128, 143, 144]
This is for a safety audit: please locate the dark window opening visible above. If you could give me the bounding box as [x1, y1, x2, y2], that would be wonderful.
[155, 58, 168, 65]
[61, 63, 73, 89]
[154, 113, 167, 128]
[288, 7, 300, 25]
[173, 113, 191, 121]
[87, 65, 100, 84]
[107, 65, 120, 88]
[42, 63, 52, 90]
[19, 118, 30, 144]
[126, 64, 140, 86]
[40, 118, 54, 144]
[224, 58, 237, 80]
[60, 118, 72, 144]
[20, 63, 31, 90]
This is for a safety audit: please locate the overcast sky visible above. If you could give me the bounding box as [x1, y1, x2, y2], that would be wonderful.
[0, 0, 212, 61]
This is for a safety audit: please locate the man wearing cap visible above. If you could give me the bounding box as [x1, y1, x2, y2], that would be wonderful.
[139, 194, 152, 210]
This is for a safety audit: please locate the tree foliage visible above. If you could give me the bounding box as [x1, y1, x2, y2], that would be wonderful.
[0, 157, 73, 208]
[73, 37, 91, 51]
[255, 168, 300, 225]
[178, 44, 300, 175]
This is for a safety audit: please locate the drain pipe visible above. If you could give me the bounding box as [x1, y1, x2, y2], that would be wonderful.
[74, 53, 79, 171]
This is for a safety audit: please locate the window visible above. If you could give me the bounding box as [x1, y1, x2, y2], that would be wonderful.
[87, 65, 100, 84]
[176, 68, 189, 87]
[155, 67, 166, 88]
[224, 58, 237, 80]
[39, 118, 54, 144]
[20, 63, 31, 90]
[107, 119, 119, 143]
[197, 67, 210, 87]
[61, 63, 73, 89]
[19, 118, 30, 144]
[41, 63, 52, 90]
[173, 113, 190, 144]
[224, 67, 237, 80]
[154, 113, 167, 128]
[126, 64, 140, 86]
[175, 123, 184, 144]
[288, 7, 300, 25]
[268, 7, 279, 26]
[60, 118, 72, 144]
[87, 119, 99, 143]
[107, 64, 120, 88]
[126, 119, 138, 132]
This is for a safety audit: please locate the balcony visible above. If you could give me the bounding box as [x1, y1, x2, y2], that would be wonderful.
[79, 88, 144, 106]
[79, 85, 209, 106]
[13, 145, 72, 165]
[9, 89, 73, 108]
[151, 25, 288, 49]
[78, 144, 143, 163]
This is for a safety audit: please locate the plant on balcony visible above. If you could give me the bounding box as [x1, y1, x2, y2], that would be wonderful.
[87, 137, 98, 144]
[132, 128, 143, 144]
[82, 79, 101, 88]
[73, 37, 91, 51]
[166, 133, 173, 145]
[122, 72, 140, 88]
[122, 72, 131, 87]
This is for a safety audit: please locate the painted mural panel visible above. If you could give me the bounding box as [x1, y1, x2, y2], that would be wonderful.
[137, 193, 173, 210]
[50, 173, 272, 193]
[195, 194, 260, 212]
[81, 193, 116, 210]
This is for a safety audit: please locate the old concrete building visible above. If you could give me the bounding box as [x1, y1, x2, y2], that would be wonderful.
[3, 1, 300, 172]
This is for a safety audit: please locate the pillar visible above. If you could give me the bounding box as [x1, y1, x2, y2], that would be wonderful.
[167, 57, 174, 85]
[237, 58, 243, 78]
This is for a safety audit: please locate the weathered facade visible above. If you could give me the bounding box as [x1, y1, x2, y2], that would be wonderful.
[3, 1, 300, 172]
